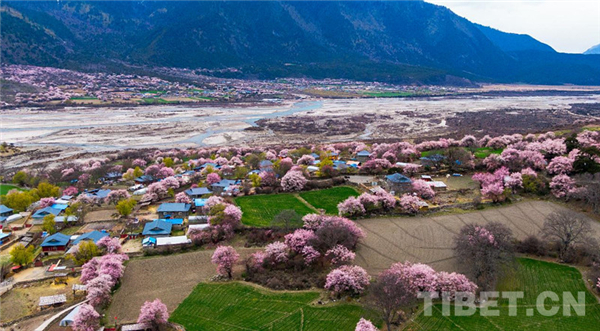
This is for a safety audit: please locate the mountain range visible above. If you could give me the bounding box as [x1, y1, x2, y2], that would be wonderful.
[2, 0, 600, 85]
[585, 44, 600, 55]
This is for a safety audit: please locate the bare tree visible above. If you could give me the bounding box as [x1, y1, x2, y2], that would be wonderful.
[541, 210, 595, 262]
[454, 222, 515, 291]
[573, 173, 600, 213]
[366, 271, 418, 331]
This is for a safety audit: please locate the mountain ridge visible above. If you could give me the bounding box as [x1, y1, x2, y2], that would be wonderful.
[2, 1, 600, 85]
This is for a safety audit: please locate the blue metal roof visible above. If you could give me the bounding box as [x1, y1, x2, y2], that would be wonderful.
[386, 173, 413, 184]
[32, 207, 62, 219]
[157, 218, 184, 225]
[51, 204, 69, 211]
[185, 187, 212, 196]
[41, 233, 70, 247]
[85, 189, 111, 199]
[135, 175, 154, 183]
[157, 203, 191, 213]
[0, 205, 13, 214]
[142, 220, 172, 236]
[72, 231, 109, 245]
[357, 150, 371, 156]
[194, 198, 208, 207]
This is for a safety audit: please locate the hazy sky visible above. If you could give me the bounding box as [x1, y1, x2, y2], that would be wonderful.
[426, 0, 600, 53]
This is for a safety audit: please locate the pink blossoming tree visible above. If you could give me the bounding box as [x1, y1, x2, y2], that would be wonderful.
[211, 246, 240, 279]
[325, 265, 370, 297]
[137, 299, 169, 329]
[73, 304, 100, 331]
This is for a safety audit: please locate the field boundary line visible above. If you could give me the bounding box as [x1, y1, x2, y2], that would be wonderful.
[294, 194, 319, 212]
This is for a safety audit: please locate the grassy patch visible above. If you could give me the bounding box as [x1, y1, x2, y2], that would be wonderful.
[170, 282, 379, 331]
[0, 184, 26, 195]
[472, 147, 503, 159]
[235, 193, 314, 227]
[406, 258, 600, 330]
[140, 98, 178, 104]
[300, 186, 360, 215]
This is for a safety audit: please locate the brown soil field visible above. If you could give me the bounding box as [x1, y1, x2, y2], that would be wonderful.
[0, 276, 81, 324]
[354, 200, 600, 275]
[106, 248, 258, 323]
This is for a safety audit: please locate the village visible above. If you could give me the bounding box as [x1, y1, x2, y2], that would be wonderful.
[1, 127, 600, 331]
[1, 64, 467, 108]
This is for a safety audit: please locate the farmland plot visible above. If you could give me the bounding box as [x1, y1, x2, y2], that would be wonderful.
[106, 248, 258, 323]
[170, 282, 379, 331]
[354, 200, 600, 274]
[405, 258, 600, 331]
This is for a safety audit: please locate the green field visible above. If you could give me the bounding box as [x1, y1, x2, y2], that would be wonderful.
[235, 193, 314, 227]
[0, 184, 25, 195]
[140, 98, 178, 104]
[300, 186, 360, 214]
[170, 282, 379, 331]
[472, 147, 503, 159]
[406, 258, 600, 330]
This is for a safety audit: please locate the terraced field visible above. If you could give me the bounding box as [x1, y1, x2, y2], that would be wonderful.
[170, 282, 379, 331]
[354, 200, 600, 274]
[405, 258, 600, 330]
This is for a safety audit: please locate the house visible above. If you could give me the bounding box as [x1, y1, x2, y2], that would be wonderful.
[156, 203, 191, 219]
[0, 232, 11, 245]
[102, 172, 122, 183]
[71, 230, 108, 245]
[356, 150, 371, 163]
[385, 173, 413, 194]
[429, 181, 448, 191]
[259, 160, 274, 172]
[32, 206, 62, 220]
[307, 165, 319, 173]
[158, 218, 184, 230]
[184, 187, 212, 199]
[194, 163, 219, 172]
[156, 236, 191, 247]
[85, 189, 111, 200]
[51, 203, 69, 212]
[333, 160, 347, 171]
[59, 305, 81, 327]
[41, 233, 71, 253]
[134, 175, 155, 185]
[421, 175, 433, 182]
[211, 179, 240, 195]
[310, 152, 320, 159]
[0, 205, 14, 222]
[142, 219, 172, 237]
[54, 215, 79, 226]
[420, 154, 446, 168]
[189, 215, 209, 224]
